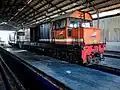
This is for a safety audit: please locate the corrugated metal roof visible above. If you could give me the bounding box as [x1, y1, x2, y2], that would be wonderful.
[0, 0, 120, 27]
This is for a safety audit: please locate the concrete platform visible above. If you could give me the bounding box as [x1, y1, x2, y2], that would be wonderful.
[100, 57, 120, 69]
[3, 47, 120, 90]
[105, 42, 120, 52]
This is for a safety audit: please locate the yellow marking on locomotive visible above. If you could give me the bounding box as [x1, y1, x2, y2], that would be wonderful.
[89, 40, 97, 44]
[56, 35, 65, 39]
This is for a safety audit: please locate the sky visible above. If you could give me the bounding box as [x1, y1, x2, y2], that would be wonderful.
[0, 30, 14, 44]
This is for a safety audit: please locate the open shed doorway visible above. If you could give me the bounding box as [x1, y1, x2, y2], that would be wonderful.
[0, 30, 14, 45]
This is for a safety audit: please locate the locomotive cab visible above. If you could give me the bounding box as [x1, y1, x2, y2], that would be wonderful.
[52, 10, 99, 45]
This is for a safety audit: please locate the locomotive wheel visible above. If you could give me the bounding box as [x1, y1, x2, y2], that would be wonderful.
[68, 52, 76, 63]
[68, 53, 73, 63]
[95, 57, 100, 64]
[18, 42, 22, 49]
[86, 56, 93, 66]
[48, 49, 56, 57]
[56, 49, 61, 59]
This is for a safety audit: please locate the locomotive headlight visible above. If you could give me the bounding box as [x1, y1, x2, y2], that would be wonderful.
[79, 38, 84, 42]
[93, 40, 97, 43]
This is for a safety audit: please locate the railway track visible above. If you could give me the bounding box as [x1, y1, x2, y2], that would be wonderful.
[105, 50, 120, 53]
[87, 64, 120, 76]
[0, 55, 25, 90]
[104, 50, 120, 58]
[25, 47, 120, 76]
[1, 47, 120, 79]
[1, 47, 120, 90]
[0, 71, 6, 90]
[0, 47, 72, 90]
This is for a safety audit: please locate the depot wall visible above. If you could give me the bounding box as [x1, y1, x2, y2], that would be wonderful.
[93, 15, 120, 42]
[93, 15, 120, 51]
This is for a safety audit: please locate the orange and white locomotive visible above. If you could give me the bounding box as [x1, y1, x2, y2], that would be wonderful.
[50, 10, 105, 64]
[9, 10, 105, 65]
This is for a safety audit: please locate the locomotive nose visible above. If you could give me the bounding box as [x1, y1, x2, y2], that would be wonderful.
[86, 52, 104, 65]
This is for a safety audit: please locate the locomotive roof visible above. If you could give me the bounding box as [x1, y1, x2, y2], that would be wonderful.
[51, 11, 74, 21]
[29, 10, 93, 26]
[52, 10, 92, 21]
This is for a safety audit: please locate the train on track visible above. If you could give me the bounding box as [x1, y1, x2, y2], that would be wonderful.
[9, 10, 105, 65]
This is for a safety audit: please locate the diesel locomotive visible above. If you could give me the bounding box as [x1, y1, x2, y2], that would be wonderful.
[9, 10, 105, 65]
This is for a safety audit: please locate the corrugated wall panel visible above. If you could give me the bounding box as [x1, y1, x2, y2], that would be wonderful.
[93, 16, 120, 42]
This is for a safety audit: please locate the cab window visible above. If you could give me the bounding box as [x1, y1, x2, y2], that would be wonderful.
[53, 19, 66, 30]
[17, 32, 25, 36]
[82, 21, 93, 27]
[69, 18, 93, 28]
[69, 18, 80, 28]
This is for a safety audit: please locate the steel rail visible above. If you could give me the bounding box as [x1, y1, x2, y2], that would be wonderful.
[0, 55, 25, 90]
[104, 51, 120, 58]
[0, 47, 72, 90]
[24, 46, 120, 76]
[0, 56, 12, 90]
[87, 64, 120, 76]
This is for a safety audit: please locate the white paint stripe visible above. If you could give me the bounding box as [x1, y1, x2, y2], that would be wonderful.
[13, 50, 27, 53]
[39, 39, 50, 41]
[39, 39, 84, 42]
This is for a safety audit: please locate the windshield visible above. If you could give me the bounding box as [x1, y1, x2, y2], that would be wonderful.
[82, 21, 91, 27]
[69, 18, 93, 28]
[69, 18, 80, 28]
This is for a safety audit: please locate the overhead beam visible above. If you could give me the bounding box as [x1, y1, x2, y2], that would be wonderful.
[25, 0, 112, 26]
[17, 0, 80, 23]
[4, 0, 18, 21]
[45, 0, 66, 14]
[12, 0, 43, 21]
[7, 0, 25, 21]
[17, 0, 120, 27]
[91, 2, 120, 14]
[24, 0, 96, 25]
[8, 0, 33, 22]
[18, 0, 109, 24]
[16, 0, 50, 22]
[17, 3, 46, 24]
[86, 0, 99, 28]
[16, 0, 67, 22]
[0, 0, 11, 18]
